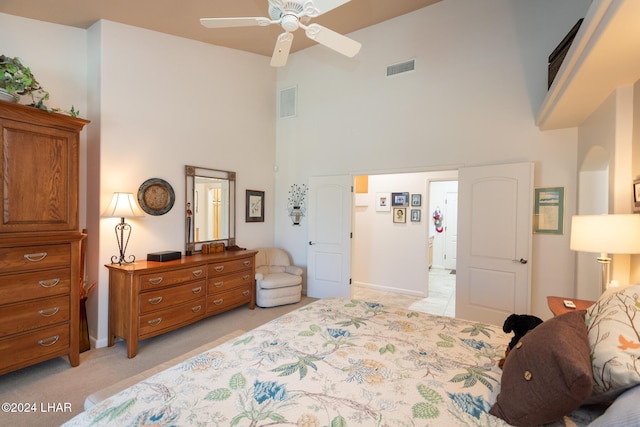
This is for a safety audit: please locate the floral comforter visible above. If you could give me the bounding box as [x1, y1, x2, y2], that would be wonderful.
[63, 298, 520, 426]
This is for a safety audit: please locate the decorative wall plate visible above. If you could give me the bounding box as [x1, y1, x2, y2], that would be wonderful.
[137, 178, 175, 216]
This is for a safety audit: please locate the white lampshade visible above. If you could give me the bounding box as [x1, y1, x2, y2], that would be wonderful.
[570, 214, 640, 254]
[102, 192, 145, 218]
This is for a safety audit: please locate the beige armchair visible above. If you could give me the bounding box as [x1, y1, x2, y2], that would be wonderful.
[255, 248, 303, 307]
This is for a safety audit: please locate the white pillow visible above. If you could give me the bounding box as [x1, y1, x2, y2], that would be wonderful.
[585, 284, 640, 402]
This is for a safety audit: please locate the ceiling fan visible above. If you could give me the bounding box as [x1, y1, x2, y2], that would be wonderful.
[200, 0, 362, 67]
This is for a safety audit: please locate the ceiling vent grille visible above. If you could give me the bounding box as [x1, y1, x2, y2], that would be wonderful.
[279, 86, 297, 119]
[386, 59, 416, 77]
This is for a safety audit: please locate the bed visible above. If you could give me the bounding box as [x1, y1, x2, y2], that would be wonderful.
[62, 295, 640, 426]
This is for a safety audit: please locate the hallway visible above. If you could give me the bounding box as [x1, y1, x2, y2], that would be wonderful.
[351, 267, 456, 317]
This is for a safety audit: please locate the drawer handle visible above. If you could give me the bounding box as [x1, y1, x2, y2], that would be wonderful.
[192, 305, 202, 313]
[213, 298, 224, 305]
[24, 252, 48, 262]
[243, 260, 251, 266]
[38, 335, 59, 347]
[147, 318, 162, 327]
[192, 286, 202, 294]
[242, 275, 250, 281]
[213, 281, 224, 288]
[148, 277, 163, 285]
[39, 278, 61, 288]
[214, 266, 224, 272]
[147, 296, 163, 305]
[38, 307, 60, 317]
[192, 269, 203, 277]
[242, 290, 250, 297]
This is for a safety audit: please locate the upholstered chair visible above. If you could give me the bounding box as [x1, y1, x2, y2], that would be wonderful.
[255, 248, 303, 307]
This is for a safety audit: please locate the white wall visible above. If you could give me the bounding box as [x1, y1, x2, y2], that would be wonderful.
[352, 172, 432, 296]
[576, 86, 638, 299]
[275, 0, 591, 319]
[2, 14, 277, 347]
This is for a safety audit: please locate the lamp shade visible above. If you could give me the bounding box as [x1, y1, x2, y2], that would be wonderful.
[570, 214, 640, 254]
[102, 192, 145, 218]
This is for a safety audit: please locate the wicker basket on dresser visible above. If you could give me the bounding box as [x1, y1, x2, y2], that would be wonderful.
[107, 250, 256, 358]
[0, 100, 89, 375]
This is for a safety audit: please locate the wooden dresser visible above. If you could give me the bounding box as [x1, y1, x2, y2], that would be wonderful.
[0, 100, 89, 375]
[107, 250, 256, 358]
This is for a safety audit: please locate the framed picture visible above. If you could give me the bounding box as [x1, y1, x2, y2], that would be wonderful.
[245, 190, 264, 222]
[411, 194, 422, 206]
[391, 192, 409, 206]
[393, 207, 406, 223]
[634, 179, 640, 211]
[375, 192, 391, 211]
[411, 209, 421, 222]
[533, 187, 564, 234]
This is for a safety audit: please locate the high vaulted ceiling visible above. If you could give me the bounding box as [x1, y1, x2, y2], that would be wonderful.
[0, 0, 441, 57]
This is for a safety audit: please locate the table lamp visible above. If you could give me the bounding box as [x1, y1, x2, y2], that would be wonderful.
[102, 192, 145, 265]
[570, 214, 640, 293]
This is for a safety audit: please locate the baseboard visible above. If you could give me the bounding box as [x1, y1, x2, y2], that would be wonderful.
[352, 281, 425, 297]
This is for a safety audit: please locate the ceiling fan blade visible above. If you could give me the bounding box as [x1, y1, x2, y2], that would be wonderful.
[200, 17, 273, 28]
[306, 0, 352, 16]
[271, 32, 294, 67]
[303, 23, 361, 57]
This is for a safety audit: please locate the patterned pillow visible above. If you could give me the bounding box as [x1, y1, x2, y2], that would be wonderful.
[489, 310, 593, 426]
[585, 283, 640, 402]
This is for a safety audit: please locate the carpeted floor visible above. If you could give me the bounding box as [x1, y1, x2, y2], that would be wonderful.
[0, 297, 315, 427]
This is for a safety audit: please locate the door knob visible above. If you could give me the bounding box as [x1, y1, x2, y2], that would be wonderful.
[309, 241, 315, 245]
[513, 258, 528, 264]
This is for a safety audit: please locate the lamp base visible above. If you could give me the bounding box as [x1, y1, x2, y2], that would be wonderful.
[111, 220, 136, 265]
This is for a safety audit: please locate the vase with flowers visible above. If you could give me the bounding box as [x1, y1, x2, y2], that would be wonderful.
[288, 184, 308, 225]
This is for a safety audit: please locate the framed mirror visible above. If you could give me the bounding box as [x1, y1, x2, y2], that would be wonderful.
[185, 165, 236, 254]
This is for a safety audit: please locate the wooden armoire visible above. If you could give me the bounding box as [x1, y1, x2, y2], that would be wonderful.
[0, 100, 89, 375]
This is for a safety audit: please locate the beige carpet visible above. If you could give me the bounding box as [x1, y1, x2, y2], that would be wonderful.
[0, 297, 315, 427]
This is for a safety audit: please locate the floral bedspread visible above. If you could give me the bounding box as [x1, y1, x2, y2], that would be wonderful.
[63, 298, 517, 426]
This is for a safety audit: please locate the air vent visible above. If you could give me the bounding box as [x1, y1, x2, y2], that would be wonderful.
[386, 59, 416, 77]
[279, 86, 297, 119]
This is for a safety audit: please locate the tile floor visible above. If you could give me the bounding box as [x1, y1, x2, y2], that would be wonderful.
[351, 267, 456, 317]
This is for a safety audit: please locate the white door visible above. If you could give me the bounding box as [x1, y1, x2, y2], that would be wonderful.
[307, 175, 352, 298]
[456, 162, 533, 325]
[444, 191, 458, 270]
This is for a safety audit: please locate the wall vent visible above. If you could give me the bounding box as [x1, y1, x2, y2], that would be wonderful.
[279, 86, 297, 119]
[386, 59, 416, 77]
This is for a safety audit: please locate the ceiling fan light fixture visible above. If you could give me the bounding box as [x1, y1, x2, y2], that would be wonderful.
[281, 14, 300, 32]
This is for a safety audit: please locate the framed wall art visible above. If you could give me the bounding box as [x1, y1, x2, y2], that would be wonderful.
[533, 187, 564, 234]
[375, 192, 391, 211]
[246, 190, 264, 222]
[411, 209, 421, 222]
[634, 179, 640, 211]
[393, 207, 407, 223]
[411, 194, 422, 206]
[392, 192, 409, 206]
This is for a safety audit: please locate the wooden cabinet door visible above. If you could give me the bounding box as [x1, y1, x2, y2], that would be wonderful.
[0, 117, 79, 232]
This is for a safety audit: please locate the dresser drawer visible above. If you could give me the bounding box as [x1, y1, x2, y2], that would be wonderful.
[139, 280, 205, 314]
[139, 297, 206, 338]
[0, 244, 70, 274]
[208, 257, 253, 277]
[0, 295, 69, 336]
[207, 285, 252, 315]
[0, 268, 70, 305]
[0, 323, 70, 372]
[139, 265, 206, 290]
[208, 271, 253, 294]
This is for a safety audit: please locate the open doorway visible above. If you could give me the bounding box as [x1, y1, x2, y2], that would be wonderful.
[351, 171, 458, 317]
[426, 180, 458, 317]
